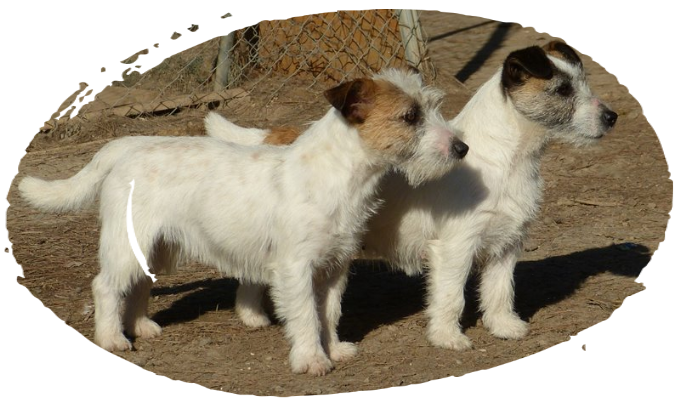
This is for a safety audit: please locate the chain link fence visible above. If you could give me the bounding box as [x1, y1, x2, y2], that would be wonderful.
[4, 1, 431, 140]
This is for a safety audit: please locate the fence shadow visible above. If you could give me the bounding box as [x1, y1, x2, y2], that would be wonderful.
[150, 243, 650, 343]
[454, 22, 514, 83]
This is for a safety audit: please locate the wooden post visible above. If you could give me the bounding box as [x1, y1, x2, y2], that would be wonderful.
[214, 32, 235, 91]
[396, 10, 427, 71]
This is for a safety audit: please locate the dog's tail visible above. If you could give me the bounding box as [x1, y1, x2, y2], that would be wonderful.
[19, 139, 132, 212]
[204, 112, 268, 145]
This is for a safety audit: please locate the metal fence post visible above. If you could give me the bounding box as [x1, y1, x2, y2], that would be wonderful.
[215, 3, 243, 91]
[6, 0, 73, 140]
[396, 9, 427, 72]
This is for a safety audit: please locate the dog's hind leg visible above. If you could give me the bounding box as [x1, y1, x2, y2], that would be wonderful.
[425, 238, 477, 351]
[316, 261, 357, 362]
[235, 283, 271, 328]
[123, 239, 177, 339]
[92, 222, 141, 351]
[123, 275, 162, 340]
[92, 271, 132, 351]
[479, 245, 528, 339]
[270, 260, 333, 376]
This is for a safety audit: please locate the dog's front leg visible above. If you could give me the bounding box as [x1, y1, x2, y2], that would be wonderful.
[270, 261, 333, 376]
[316, 261, 357, 362]
[478, 244, 529, 339]
[425, 238, 477, 350]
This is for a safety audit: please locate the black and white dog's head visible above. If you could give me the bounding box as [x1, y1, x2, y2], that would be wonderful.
[501, 41, 617, 144]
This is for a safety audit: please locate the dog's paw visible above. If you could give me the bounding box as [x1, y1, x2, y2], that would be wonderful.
[290, 352, 334, 376]
[427, 328, 472, 351]
[236, 308, 271, 328]
[130, 317, 163, 339]
[484, 313, 529, 339]
[96, 332, 133, 352]
[329, 341, 358, 362]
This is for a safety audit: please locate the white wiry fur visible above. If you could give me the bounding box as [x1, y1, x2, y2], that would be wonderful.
[19, 69, 463, 375]
[205, 43, 617, 350]
[204, 114, 268, 146]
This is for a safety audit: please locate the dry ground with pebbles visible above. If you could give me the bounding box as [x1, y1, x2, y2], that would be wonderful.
[6, 11, 671, 396]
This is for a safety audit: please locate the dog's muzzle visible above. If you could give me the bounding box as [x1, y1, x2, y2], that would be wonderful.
[451, 140, 469, 159]
[602, 109, 618, 129]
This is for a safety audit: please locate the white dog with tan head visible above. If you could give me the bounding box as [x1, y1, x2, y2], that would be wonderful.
[19, 69, 466, 375]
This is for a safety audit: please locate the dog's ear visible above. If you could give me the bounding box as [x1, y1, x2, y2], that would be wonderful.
[501, 46, 553, 90]
[324, 78, 377, 124]
[542, 41, 583, 67]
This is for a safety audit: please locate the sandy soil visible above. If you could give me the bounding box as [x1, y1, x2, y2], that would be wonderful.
[5, 10, 670, 396]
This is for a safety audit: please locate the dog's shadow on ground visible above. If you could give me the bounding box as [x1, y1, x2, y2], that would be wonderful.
[511, 243, 650, 321]
[151, 278, 240, 326]
[150, 243, 650, 343]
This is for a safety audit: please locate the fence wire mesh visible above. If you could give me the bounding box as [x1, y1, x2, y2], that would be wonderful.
[4, 2, 430, 137]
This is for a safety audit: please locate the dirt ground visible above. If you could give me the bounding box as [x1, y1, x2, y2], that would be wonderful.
[5, 11, 671, 396]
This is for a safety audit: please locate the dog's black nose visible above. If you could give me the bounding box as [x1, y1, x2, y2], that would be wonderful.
[603, 110, 618, 128]
[451, 140, 469, 158]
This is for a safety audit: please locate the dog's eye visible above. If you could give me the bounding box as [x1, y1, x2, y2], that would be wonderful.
[556, 83, 573, 97]
[402, 107, 420, 125]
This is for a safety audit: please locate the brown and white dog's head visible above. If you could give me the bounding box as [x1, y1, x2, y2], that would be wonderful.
[501, 41, 617, 144]
[324, 69, 468, 186]
[205, 70, 466, 186]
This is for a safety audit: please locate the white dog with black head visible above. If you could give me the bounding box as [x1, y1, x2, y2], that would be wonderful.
[204, 41, 617, 350]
